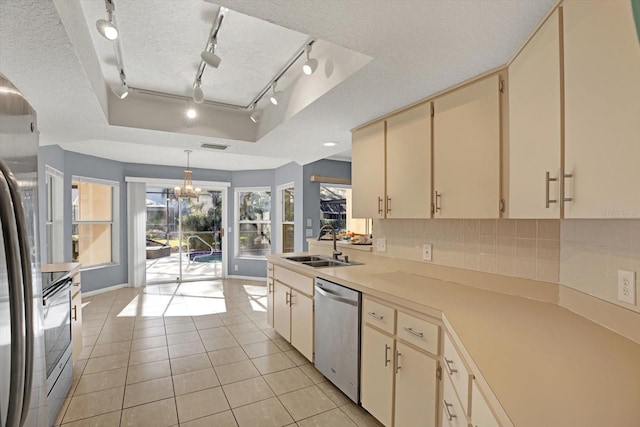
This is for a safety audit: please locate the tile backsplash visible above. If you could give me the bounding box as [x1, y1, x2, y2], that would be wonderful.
[373, 219, 561, 283]
[373, 218, 640, 312]
[561, 220, 640, 313]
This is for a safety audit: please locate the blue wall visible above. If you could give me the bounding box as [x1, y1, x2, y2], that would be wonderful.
[38, 146, 351, 291]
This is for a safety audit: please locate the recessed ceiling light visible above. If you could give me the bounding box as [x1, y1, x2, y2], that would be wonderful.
[323, 141, 338, 147]
[186, 107, 197, 119]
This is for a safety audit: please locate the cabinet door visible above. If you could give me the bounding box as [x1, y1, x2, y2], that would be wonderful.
[509, 10, 562, 218]
[361, 325, 394, 427]
[352, 121, 386, 219]
[290, 290, 313, 362]
[470, 381, 499, 427]
[434, 75, 501, 218]
[386, 103, 432, 218]
[273, 282, 290, 341]
[71, 290, 83, 363]
[266, 278, 274, 328]
[563, 0, 640, 218]
[394, 342, 437, 427]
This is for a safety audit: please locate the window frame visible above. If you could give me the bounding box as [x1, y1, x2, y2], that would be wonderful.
[234, 186, 272, 260]
[276, 183, 295, 253]
[71, 176, 120, 269]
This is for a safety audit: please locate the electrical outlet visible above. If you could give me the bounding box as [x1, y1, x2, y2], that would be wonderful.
[307, 218, 313, 227]
[422, 243, 432, 261]
[376, 238, 387, 252]
[617, 270, 636, 305]
[305, 228, 313, 237]
[234, 264, 239, 272]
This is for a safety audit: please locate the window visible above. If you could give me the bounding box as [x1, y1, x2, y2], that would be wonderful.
[320, 185, 371, 235]
[279, 185, 295, 253]
[236, 188, 271, 258]
[45, 166, 64, 263]
[72, 177, 119, 267]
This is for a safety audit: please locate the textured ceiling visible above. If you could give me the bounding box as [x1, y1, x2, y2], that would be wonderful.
[0, 0, 556, 171]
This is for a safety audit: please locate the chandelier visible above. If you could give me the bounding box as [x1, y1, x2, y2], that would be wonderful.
[174, 150, 201, 199]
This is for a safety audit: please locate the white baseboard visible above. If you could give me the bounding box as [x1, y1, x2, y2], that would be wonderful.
[82, 283, 129, 297]
[226, 275, 267, 282]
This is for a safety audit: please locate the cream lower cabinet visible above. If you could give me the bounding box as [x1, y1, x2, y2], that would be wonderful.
[71, 271, 82, 364]
[361, 297, 439, 427]
[433, 74, 502, 218]
[271, 266, 314, 362]
[361, 325, 395, 426]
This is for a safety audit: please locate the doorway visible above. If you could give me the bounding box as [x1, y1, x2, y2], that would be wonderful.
[145, 185, 227, 284]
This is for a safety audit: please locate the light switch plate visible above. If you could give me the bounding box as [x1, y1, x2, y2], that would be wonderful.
[376, 238, 387, 252]
[305, 228, 313, 237]
[306, 218, 313, 227]
[618, 270, 636, 304]
[422, 243, 432, 261]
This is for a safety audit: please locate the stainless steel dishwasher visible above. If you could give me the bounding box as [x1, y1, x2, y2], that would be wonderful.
[314, 278, 361, 403]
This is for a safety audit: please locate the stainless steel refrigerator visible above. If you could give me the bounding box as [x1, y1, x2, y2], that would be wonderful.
[0, 73, 48, 427]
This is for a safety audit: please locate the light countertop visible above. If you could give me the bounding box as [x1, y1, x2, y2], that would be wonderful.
[268, 252, 640, 427]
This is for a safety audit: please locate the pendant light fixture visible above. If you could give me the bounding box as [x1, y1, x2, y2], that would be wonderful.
[174, 150, 201, 199]
[302, 44, 318, 75]
[96, 0, 118, 41]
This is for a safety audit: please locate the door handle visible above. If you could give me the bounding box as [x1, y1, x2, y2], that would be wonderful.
[72, 305, 78, 321]
[403, 327, 423, 338]
[395, 350, 402, 374]
[563, 172, 573, 202]
[443, 400, 457, 421]
[444, 357, 458, 375]
[386, 196, 391, 214]
[545, 171, 558, 208]
[367, 312, 383, 321]
[377, 196, 383, 215]
[384, 344, 391, 367]
[285, 291, 290, 306]
[315, 286, 358, 306]
[435, 191, 442, 213]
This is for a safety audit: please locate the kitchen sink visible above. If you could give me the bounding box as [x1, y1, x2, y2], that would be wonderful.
[285, 254, 362, 268]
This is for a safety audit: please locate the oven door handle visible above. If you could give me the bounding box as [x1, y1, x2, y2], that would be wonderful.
[0, 161, 26, 427]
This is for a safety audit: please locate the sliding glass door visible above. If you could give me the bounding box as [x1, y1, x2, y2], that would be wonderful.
[145, 187, 225, 284]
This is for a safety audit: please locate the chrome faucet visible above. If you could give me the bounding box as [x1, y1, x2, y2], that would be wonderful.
[318, 224, 342, 260]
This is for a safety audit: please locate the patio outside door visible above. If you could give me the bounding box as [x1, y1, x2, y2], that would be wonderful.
[146, 187, 226, 284]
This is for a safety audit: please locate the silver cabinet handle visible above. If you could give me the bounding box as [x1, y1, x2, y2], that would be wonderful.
[545, 171, 558, 208]
[289, 291, 294, 306]
[563, 172, 573, 202]
[72, 305, 78, 321]
[384, 344, 391, 367]
[395, 350, 402, 374]
[285, 291, 290, 305]
[386, 196, 391, 214]
[435, 191, 442, 213]
[403, 327, 423, 338]
[268, 282, 273, 294]
[367, 312, 384, 321]
[377, 196, 383, 215]
[444, 357, 458, 375]
[443, 400, 457, 421]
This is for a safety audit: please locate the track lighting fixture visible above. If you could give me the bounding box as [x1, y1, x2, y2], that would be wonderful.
[249, 104, 262, 123]
[201, 38, 222, 68]
[111, 70, 128, 99]
[193, 80, 204, 104]
[269, 83, 282, 106]
[302, 44, 318, 76]
[96, 0, 118, 40]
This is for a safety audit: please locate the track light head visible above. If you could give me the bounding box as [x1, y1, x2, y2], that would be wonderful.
[96, 18, 118, 40]
[201, 51, 222, 68]
[111, 81, 128, 99]
[303, 58, 318, 76]
[193, 82, 204, 104]
[250, 108, 262, 123]
[186, 107, 197, 119]
[269, 84, 281, 106]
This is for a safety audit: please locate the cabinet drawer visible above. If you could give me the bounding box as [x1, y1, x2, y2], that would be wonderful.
[444, 333, 471, 415]
[471, 381, 499, 427]
[362, 297, 395, 334]
[443, 374, 466, 427]
[396, 311, 439, 355]
[274, 267, 313, 296]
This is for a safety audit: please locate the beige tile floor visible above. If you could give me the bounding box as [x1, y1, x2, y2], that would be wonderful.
[55, 279, 383, 427]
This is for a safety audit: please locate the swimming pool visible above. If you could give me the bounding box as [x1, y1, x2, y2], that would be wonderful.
[187, 251, 222, 263]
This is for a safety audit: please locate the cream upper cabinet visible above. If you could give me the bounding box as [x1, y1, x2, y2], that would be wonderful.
[386, 103, 433, 218]
[352, 121, 386, 218]
[361, 324, 394, 426]
[508, 10, 562, 219]
[434, 74, 502, 218]
[563, 0, 640, 218]
[290, 290, 313, 362]
[394, 341, 437, 427]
